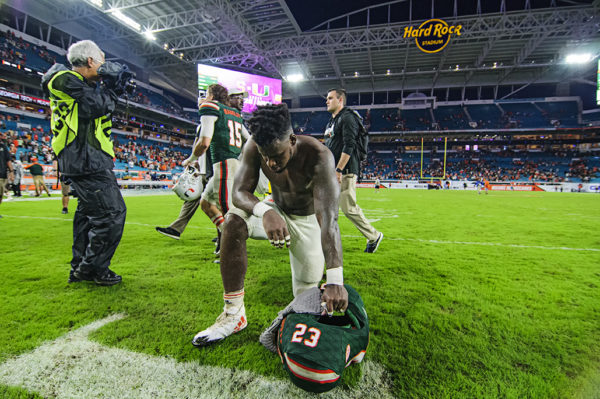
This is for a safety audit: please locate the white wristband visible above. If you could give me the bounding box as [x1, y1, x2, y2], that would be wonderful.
[188, 154, 198, 162]
[326, 267, 343, 285]
[253, 202, 271, 218]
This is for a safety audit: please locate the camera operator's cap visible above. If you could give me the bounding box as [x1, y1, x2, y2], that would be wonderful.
[229, 90, 248, 98]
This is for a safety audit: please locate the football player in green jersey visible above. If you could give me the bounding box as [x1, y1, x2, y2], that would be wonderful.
[192, 104, 348, 347]
[182, 84, 249, 237]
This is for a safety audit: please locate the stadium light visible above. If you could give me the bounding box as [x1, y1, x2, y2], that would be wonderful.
[108, 9, 141, 32]
[286, 74, 304, 82]
[84, 0, 102, 8]
[143, 30, 156, 41]
[566, 53, 592, 64]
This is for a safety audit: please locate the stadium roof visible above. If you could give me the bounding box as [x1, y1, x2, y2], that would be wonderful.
[2, 0, 600, 101]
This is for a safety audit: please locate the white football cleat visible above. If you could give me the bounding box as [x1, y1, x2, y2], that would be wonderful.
[192, 305, 247, 347]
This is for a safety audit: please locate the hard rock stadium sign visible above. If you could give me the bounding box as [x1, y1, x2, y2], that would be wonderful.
[403, 19, 463, 53]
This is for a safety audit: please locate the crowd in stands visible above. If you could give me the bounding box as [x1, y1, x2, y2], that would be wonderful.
[290, 101, 580, 134]
[2, 112, 597, 186]
[1, 126, 55, 164]
[1, 111, 192, 178]
[113, 135, 190, 173]
[0, 29, 196, 121]
[125, 88, 194, 120]
[436, 110, 469, 130]
[112, 112, 192, 137]
[362, 149, 599, 183]
[0, 30, 62, 70]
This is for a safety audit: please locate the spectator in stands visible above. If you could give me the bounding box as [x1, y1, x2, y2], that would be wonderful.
[42, 39, 128, 286]
[24, 156, 50, 197]
[325, 88, 383, 253]
[0, 133, 15, 216]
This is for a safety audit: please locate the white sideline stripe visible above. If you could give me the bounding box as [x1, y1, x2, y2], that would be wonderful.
[4, 215, 598, 252]
[342, 235, 600, 252]
[4, 215, 597, 252]
[0, 215, 210, 230]
[0, 315, 393, 399]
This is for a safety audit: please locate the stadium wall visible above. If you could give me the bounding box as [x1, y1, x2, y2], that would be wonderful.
[358, 180, 600, 193]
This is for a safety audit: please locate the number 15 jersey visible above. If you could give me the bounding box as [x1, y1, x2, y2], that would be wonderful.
[199, 100, 245, 163]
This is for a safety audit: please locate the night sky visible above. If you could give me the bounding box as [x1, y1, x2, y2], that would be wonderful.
[285, 0, 595, 31]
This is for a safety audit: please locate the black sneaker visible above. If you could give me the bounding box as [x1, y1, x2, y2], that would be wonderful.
[156, 226, 180, 240]
[62, 207, 68, 214]
[214, 237, 221, 255]
[72, 269, 95, 282]
[93, 269, 122, 286]
[68, 269, 83, 283]
[364, 232, 383, 253]
[211, 237, 218, 243]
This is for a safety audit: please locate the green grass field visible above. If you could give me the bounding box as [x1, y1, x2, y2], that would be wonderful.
[0, 189, 599, 398]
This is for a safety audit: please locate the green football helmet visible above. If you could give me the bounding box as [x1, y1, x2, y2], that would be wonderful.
[276, 284, 369, 393]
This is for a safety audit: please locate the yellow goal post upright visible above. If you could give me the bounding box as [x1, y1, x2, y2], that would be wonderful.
[420, 136, 448, 182]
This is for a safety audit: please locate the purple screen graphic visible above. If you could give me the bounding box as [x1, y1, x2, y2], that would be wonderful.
[197, 64, 282, 113]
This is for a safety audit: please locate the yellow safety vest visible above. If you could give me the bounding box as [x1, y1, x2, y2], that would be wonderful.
[47, 70, 114, 158]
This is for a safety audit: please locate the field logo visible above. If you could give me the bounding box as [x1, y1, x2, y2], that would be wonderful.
[403, 19, 462, 53]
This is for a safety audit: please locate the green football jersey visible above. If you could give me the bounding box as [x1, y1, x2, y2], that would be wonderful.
[277, 285, 369, 393]
[199, 100, 245, 163]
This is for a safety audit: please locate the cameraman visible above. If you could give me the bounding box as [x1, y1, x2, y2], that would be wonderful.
[42, 40, 130, 286]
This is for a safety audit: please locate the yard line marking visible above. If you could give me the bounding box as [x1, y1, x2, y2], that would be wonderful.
[341, 235, 600, 252]
[0, 315, 393, 399]
[0, 215, 210, 230]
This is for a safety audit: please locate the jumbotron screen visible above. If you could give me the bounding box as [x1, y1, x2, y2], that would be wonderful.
[197, 64, 282, 113]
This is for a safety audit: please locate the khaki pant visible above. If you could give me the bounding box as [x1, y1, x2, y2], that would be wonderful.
[32, 175, 45, 192]
[169, 198, 201, 233]
[0, 178, 5, 200]
[340, 174, 379, 242]
[61, 182, 70, 196]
